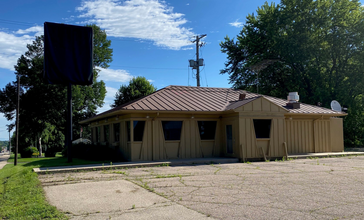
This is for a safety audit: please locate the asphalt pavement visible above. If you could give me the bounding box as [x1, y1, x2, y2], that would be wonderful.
[39, 155, 364, 219]
[0, 152, 10, 170]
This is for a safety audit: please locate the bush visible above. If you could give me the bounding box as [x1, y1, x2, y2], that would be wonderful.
[21, 147, 39, 158]
[62, 143, 121, 161]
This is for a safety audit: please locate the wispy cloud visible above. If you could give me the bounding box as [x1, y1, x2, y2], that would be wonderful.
[97, 67, 134, 82]
[15, 26, 43, 36]
[229, 19, 244, 28]
[77, 0, 194, 50]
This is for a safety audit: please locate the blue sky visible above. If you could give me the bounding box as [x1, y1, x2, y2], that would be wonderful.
[0, 0, 279, 140]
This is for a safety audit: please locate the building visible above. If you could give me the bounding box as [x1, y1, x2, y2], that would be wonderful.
[79, 86, 346, 161]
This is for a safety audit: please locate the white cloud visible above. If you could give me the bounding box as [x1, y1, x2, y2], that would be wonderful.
[147, 79, 154, 83]
[229, 19, 244, 28]
[0, 25, 43, 71]
[97, 67, 134, 82]
[77, 0, 194, 50]
[105, 86, 118, 99]
[97, 86, 119, 113]
[15, 26, 43, 36]
[0, 32, 34, 70]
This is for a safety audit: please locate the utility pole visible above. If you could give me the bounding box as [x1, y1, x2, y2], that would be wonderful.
[190, 34, 206, 87]
[15, 75, 20, 166]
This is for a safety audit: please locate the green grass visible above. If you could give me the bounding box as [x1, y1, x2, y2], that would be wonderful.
[7, 153, 112, 168]
[1, 154, 113, 219]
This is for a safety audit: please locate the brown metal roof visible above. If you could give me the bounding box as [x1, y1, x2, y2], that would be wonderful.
[81, 85, 346, 123]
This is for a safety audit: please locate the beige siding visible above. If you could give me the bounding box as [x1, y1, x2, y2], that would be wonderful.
[314, 120, 331, 152]
[240, 117, 285, 159]
[285, 119, 314, 154]
[237, 97, 288, 113]
[285, 117, 334, 154]
[330, 118, 344, 152]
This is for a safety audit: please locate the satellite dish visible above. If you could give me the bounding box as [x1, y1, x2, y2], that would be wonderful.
[331, 100, 342, 112]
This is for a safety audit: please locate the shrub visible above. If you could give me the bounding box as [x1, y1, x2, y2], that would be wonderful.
[21, 147, 39, 158]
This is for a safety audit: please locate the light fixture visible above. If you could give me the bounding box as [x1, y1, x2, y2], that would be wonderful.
[146, 115, 149, 119]
[191, 115, 194, 119]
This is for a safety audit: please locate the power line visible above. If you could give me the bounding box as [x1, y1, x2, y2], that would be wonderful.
[111, 65, 186, 70]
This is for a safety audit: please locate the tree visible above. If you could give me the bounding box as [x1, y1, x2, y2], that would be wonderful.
[0, 24, 113, 155]
[220, 0, 364, 147]
[112, 76, 157, 107]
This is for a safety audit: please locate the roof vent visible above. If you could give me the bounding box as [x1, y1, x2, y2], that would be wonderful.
[287, 92, 299, 103]
[239, 93, 246, 101]
[286, 92, 300, 109]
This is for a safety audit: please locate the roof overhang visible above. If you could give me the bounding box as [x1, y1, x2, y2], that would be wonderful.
[79, 109, 232, 124]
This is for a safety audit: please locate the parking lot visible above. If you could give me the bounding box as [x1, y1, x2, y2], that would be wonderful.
[39, 156, 364, 219]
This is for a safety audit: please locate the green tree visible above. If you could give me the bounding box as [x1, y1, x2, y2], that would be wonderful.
[0, 24, 112, 155]
[220, 0, 364, 147]
[112, 76, 157, 107]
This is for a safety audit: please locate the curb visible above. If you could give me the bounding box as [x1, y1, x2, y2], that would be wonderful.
[33, 158, 239, 174]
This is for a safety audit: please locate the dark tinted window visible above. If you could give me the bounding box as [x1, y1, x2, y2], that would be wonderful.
[133, 121, 145, 142]
[126, 121, 130, 142]
[113, 123, 120, 142]
[253, 119, 271, 138]
[198, 121, 217, 140]
[162, 121, 183, 141]
[104, 125, 110, 142]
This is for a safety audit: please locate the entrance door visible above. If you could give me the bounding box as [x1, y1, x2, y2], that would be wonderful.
[226, 125, 233, 154]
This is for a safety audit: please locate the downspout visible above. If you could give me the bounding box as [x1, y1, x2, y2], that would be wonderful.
[313, 115, 323, 152]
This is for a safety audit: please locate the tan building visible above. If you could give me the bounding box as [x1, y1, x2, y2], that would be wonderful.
[80, 86, 346, 161]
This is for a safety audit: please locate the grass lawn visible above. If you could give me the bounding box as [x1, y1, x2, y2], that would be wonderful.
[0, 154, 112, 219]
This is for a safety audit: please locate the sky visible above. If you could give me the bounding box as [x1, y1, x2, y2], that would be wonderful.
[0, 0, 280, 141]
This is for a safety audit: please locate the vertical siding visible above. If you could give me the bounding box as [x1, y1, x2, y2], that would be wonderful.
[330, 118, 344, 152]
[285, 119, 331, 154]
[314, 120, 331, 152]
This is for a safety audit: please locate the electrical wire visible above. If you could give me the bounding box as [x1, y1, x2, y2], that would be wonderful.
[110, 65, 186, 71]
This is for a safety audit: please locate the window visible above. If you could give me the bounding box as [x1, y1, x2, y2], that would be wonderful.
[133, 121, 145, 141]
[126, 121, 146, 142]
[126, 121, 131, 142]
[253, 119, 272, 138]
[198, 121, 217, 140]
[113, 123, 120, 142]
[162, 121, 183, 141]
[104, 125, 110, 143]
[96, 126, 100, 142]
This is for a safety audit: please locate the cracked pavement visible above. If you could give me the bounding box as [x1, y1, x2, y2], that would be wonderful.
[39, 156, 364, 219]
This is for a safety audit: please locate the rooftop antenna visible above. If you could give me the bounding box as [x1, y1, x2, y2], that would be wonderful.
[248, 59, 279, 93]
[330, 100, 342, 112]
[189, 34, 206, 87]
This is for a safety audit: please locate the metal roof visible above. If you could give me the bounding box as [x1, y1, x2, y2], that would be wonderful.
[81, 86, 346, 123]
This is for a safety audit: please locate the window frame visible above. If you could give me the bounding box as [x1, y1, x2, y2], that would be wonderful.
[133, 121, 146, 142]
[253, 119, 272, 139]
[197, 121, 217, 140]
[113, 123, 120, 142]
[162, 121, 183, 141]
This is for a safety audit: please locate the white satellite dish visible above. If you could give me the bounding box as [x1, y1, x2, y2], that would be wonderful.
[331, 100, 342, 112]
